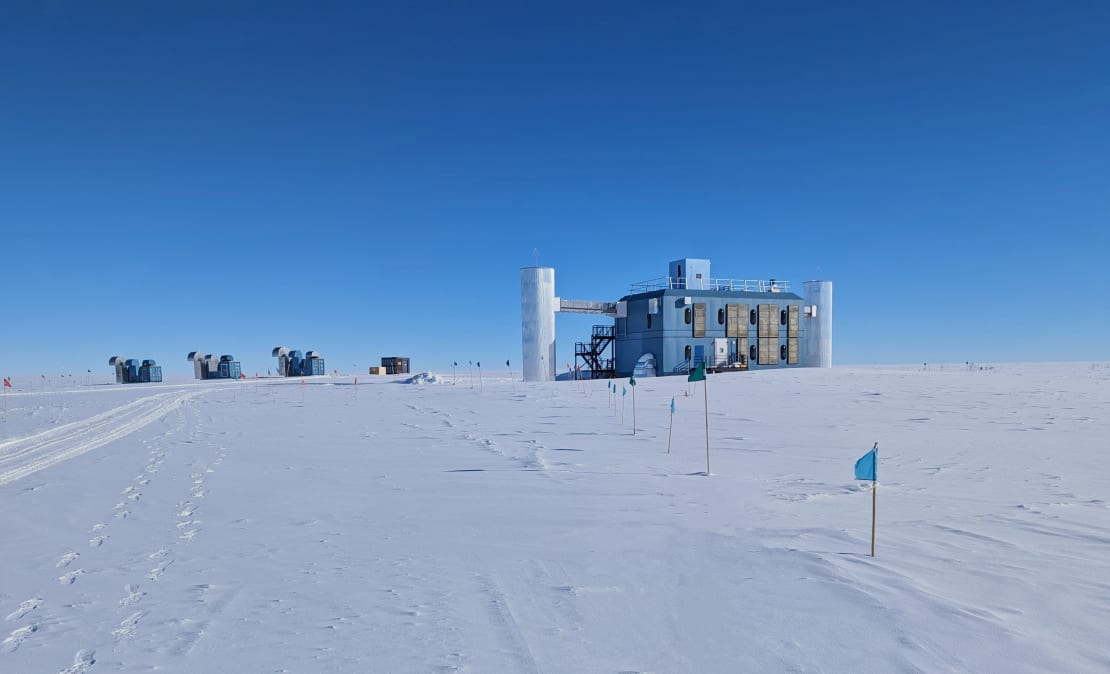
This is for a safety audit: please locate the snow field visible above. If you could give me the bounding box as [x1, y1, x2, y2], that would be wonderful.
[1, 364, 1108, 672]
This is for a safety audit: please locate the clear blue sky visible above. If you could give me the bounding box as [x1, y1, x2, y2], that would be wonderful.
[2, 1, 1107, 376]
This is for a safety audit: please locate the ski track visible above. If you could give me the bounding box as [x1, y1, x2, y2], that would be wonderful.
[0, 393, 228, 670]
[0, 389, 208, 485]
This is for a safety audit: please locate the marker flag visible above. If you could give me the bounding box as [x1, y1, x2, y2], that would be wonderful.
[687, 363, 706, 382]
[3, 377, 11, 388]
[854, 447, 877, 481]
[622, 386, 627, 397]
[629, 374, 636, 387]
[670, 397, 675, 414]
[506, 360, 510, 368]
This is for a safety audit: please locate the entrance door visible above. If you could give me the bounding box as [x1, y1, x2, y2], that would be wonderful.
[693, 345, 705, 368]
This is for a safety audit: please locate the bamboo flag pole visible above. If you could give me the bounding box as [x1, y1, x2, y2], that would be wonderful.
[477, 362, 483, 392]
[667, 397, 674, 453]
[703, 374, 710, 476]
[630, 375, 637, 435]
[871, 443, 878, 558]
[854, 442, 879, 557]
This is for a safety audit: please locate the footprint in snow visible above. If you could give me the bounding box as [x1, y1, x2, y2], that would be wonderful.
[58, 648, 96, 674]
[111, 610, 146, 639]
[119, 584, 145, 607]
[58, 569, 85, 585]
[147, 559, 173, 580]
[5, 597, 43, 622]
[89, 536, 108, 548]
[2, 625, 38, 653]
[56, 552, 80, 568]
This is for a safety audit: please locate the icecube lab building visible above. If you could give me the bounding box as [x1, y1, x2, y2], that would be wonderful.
[520, 258, 832, 381]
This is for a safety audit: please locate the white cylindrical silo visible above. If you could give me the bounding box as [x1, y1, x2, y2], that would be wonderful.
[521, 267, 556, 382]
[803, 280, 833, 368]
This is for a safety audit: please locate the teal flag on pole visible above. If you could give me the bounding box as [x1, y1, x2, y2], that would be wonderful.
[854, 447, 877, 481]
[629, 374, 636, 387]
[687, 363, 706, 382]
[622, 386, 627, 396]
[670, 397, 675, 414]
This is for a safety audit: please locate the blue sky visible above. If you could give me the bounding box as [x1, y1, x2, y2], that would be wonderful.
[2, 1, 1107, 376]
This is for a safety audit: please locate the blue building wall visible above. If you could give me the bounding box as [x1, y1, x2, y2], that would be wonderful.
[614, 289, 806, 376]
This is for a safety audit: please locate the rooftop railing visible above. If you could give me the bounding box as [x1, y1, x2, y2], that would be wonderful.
[629, 277, 791, 294]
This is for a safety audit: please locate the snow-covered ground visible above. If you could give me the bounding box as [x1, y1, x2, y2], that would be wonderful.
[1, 364, 1108, 672]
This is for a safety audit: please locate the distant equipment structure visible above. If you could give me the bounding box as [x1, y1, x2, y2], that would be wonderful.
[187, 352, 242, 380]
[272, 346, 325, 377]
[380, 357, 410, 375]
[109, 356, 163, 384]
[519, 257, 833, 381]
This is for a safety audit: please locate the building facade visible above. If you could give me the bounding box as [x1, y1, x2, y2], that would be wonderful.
[613, 258, 814, 377]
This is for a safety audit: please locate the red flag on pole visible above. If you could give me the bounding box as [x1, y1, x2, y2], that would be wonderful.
[239, 373, 246, 379]
[3, 377, 11, 388]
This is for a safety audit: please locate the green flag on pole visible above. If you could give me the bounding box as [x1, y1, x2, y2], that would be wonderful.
[629, 374, 636, 387]
[687, 362, 706, 382]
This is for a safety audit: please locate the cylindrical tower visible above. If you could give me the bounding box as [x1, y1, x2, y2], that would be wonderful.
[521, 267, 556, 382]
[803, 280, 833, 368]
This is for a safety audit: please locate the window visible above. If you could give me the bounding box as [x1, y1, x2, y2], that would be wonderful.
[718, 308, 725, 325]
[780, 344, 788, 360]
[750, 309, 757, 325]
[780, 309, 787, 325]
[646, 314, 652, 329]
[685, 345, 692, 361]
[685, 308, 691, 324]
[750, 344, 757, 361]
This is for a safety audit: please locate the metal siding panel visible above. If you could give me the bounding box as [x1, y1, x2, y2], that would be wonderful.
[758, 337, 779, 365]
[758, 304, 777, 338]
[693, 303, 706, 338]
[726, 304, 740, 338]
[788, 305, 799, 338]
[788, 338, 799, 364]
[739, 337, 749, 363]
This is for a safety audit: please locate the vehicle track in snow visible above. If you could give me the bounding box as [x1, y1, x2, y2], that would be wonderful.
[0, 389, 208, 486]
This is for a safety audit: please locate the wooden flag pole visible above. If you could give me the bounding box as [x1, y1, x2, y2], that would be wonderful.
[871, 442, 878, 557]
[703, 376, 710, 475]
